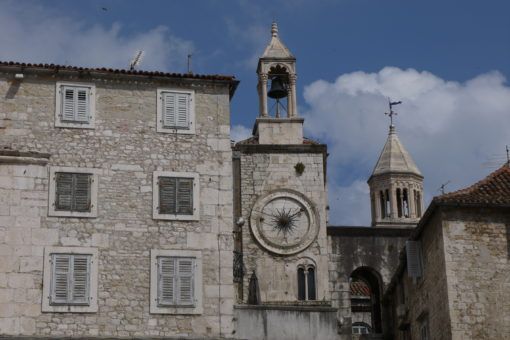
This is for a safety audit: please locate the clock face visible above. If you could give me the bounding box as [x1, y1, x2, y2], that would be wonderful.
[250, 189, 319, 255]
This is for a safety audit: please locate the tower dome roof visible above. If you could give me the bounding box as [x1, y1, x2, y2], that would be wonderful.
[370, 125, 422, 179]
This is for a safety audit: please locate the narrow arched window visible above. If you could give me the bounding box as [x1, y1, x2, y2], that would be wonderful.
[403, 188, 409, 217]
[385, 189, 391, 217]
[297, 267, 306, 300]
[379, 191, 386, 218]
[297, 265, 316, 301]
[396, 188, 403, 218]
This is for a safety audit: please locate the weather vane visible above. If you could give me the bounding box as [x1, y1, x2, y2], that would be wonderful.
[385, 98, 402, 126]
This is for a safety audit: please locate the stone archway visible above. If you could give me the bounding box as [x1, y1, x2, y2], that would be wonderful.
[350, 267, 383, 334]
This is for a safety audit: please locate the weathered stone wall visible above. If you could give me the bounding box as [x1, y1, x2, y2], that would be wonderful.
[234, 305, 338, 340]
[236, 146, 329, 303]
[442, 207, 510, 340]
[0, 74, 235, 338]
[328, 227, 410, 339]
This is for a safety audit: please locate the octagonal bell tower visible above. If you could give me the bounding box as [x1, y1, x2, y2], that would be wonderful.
[368, 124, 424, 228]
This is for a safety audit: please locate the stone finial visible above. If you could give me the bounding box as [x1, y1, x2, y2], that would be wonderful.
[389, 124, 396, 135]
[271, 21, 278, 37]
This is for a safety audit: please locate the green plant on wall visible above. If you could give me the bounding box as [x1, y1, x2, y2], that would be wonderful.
[294, 162, 305, 175]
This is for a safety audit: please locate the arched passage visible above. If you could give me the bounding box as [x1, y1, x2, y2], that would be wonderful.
[350, 267, 383, 334]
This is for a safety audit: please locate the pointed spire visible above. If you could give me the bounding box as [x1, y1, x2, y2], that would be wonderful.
[260, 22, 295, 60]
[371, 125, 422, 178]
[271, 21, 278, 37]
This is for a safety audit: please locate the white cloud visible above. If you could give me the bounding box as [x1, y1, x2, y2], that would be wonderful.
[0, 2, 194, 71]
[303, 67, 510, 225]
[231, 124, 252, 142]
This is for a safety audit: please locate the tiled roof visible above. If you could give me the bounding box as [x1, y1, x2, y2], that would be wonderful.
[434, 164, 510, 206]
[350, 280, 371, 297]
[0, 61, 236, 82]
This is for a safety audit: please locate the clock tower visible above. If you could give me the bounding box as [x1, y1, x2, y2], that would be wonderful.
[232, 22, 330, 306]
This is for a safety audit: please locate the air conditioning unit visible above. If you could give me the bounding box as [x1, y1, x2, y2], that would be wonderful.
[396, 304, 409, 319]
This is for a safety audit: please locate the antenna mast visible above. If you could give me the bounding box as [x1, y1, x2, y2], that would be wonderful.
[438, 180, 451, 195]
[129, 50, 144, 71]
[187, 54, 192, 74]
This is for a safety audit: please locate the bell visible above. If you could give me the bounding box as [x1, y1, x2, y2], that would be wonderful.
[267, 76, 288, 99]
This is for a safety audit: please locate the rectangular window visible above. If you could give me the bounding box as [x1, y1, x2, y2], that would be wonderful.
[156, 89, 195, 134]
[50, 254, 91, 305]
[55, 172, 92, 212]
[61, 86, 90, 123]
[406, 240, 424, 282]
[55, 82, 95, 129]
[159, 177, 193, 215]
[162, 92, 190, 129]
[153, 171, 199, 221]
[158, 257, 195, 307]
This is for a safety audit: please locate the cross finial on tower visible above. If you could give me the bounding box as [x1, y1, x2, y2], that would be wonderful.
[385, 98, 402, 128]
[271, 21, 278, 37]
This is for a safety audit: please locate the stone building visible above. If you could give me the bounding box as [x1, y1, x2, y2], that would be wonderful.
[0, 59, 238, 337]
[384, 164, 510, 340]
[0, 22, 507, 340]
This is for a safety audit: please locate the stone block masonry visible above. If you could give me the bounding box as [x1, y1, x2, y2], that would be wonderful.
[0, 72, 235, 338]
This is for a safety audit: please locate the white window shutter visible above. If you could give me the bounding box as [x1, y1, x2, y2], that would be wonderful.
[177, 258, 194, 305]
[55, 172, 74, 211]
[176, 178, 193, 215]
[406, 240, 423, 280]
[51, 254, 70, 304]
[175, 93, 190, 129]
[71, 255, 90, 304]
[62, 87, 76, 121]
[75, 89, 90, 122]
[158, 257, 176, 305]
[74, 174, 92, 212]
[162, 93, 177, 128]
[159, 177, 177, 214]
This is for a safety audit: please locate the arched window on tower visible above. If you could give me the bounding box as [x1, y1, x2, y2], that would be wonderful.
[403, 188, 410, 217]
[385, 189, 391, 217]
[379, 191, 386, 219]
[414, 190, 422, 217]
[396, 188, 403, 218]
[297, 265, 316, 301]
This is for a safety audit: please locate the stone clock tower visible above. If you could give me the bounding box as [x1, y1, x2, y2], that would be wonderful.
[232, 23, 330, 308]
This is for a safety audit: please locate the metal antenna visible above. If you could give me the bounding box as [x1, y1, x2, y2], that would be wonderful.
[438, 180, 451, 195]
[129, 50, 144, 71]
[385, 98, 402, 126]
[187, 54, 192, 74]
[506, 145, 509, 166]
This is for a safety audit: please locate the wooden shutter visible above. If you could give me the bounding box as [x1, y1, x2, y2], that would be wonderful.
[158, 257, 176, 306]
[177, 258, 194, 305]
[51, 254, 70, 304]
[71, 255, 90, 304]
[175, 93, 190, 129]
[176, 178, 193, 215]
[162, 93, 177, 128]
[159, 177, 177, 214]
[406, 240, 423, 280]
[75, 88, 90, 122]
[74, 174, 91, 212]
[55, 172, 74, 211]
[62, 87, 76, 121]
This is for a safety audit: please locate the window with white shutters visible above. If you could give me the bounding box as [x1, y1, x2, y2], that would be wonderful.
[50, 254, 91, 306]
[157, 257, 195, 307]
[157, 89, 195, 134]
[55, 82, 95, 129]
[406, 240, 424, 281]
[55, 172, 92, 212]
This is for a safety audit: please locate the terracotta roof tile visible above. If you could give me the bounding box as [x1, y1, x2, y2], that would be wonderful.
[350, 280, 371, 297]
[0, 61, 236, 82]
[434, 164, 510, 206]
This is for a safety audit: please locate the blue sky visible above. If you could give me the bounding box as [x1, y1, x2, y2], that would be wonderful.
[2, 0, 509, 225]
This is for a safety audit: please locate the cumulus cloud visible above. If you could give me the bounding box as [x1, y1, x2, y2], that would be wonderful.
[303, 67, 510, 225]
[0, 2, 194, 71]
[231, 124, 252, 142]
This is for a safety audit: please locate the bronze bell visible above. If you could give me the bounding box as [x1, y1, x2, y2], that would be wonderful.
[267, 76, 288, 99]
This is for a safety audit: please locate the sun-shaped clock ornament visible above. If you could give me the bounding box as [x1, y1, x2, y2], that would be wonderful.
[250, 189, 319, 256]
